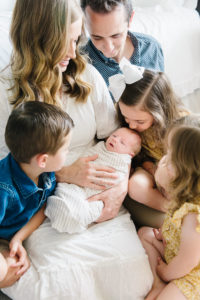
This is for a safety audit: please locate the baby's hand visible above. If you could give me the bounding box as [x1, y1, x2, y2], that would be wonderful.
[9, 239, 30, 275]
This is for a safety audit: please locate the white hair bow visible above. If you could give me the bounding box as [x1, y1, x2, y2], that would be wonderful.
[109, 57, 144, 102]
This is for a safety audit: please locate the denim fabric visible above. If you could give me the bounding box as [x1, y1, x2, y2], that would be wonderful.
[0, 154, 56, 240]
[83, 31, 164, 90]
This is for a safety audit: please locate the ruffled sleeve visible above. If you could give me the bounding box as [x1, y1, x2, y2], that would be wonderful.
[173, 202, 200, 233]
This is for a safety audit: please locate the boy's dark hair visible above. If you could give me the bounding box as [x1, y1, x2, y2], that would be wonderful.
[5, 101, 74, 163]
[80, 0, 133, 21]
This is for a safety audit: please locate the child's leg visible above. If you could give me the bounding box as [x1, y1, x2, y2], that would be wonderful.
[128, 168, 168, 213]
[138, 227, 166, 300]
[157, 282, 187, 300]
[0, 252, 8, 281]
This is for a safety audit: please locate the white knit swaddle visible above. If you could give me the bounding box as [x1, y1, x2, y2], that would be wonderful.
[45, 141, 131, 233]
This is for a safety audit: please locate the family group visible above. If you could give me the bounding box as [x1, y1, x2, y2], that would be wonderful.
[0, 1, 199, 300]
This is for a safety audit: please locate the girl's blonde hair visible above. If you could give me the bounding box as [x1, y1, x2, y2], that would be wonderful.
[10, 0, 91, 107]
[167, 124, 200, 213]
[119, 70, 181, 140]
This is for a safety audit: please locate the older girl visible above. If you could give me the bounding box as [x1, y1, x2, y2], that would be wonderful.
[112, 63, 187, 227]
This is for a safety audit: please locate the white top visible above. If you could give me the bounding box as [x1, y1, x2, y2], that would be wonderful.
[0, 64, 119, 161]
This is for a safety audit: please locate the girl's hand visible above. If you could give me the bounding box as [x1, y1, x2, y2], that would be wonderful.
[142, 161, 157, 176]
[156, 256, 168, 282]
[153, 228, 167, 248]
[9, 239, 30, 276]
[56, 154, 118, 189]
[153, 228, 163, 241]
[88, 175, 128, 222]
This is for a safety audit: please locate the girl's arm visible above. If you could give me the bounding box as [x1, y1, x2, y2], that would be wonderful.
[157, 213, 200, 282]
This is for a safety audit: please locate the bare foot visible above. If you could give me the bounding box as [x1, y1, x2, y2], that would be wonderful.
[145, 281, 166, 300]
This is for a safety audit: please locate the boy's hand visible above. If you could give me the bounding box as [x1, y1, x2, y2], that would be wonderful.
[9, 239, 30, 275]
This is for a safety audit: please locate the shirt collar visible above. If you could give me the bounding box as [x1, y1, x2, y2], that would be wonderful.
[9, 154, 55, 199]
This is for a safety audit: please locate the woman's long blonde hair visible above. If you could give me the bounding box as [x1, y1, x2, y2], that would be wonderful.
[10, 0, 91, 107]
[167, 124, 200, 213]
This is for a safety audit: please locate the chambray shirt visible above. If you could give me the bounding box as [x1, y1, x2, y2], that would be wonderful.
[0, 153, 56, 240]
[83, 31, 164, 89]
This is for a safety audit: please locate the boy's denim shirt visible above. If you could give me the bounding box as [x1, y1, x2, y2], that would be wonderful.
[0, 153, 56, 240]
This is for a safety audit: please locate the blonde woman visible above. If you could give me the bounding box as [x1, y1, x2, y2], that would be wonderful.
[0, 0, 153, 299]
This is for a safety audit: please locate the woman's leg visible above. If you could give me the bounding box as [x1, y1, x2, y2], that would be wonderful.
[157, 282, 187, 300]
[138, 227, 166, 300]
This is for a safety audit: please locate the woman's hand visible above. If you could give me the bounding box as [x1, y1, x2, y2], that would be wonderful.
[56, 154, 118, 189]
[88, 175, 128, 222]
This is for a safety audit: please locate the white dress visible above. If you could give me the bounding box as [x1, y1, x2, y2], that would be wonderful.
[45, 141, 132, 233]
[0, 64, 153, 300]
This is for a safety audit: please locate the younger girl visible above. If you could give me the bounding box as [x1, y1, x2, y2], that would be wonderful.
[112, 63, 187, 227]
[139, 123, 200, 299]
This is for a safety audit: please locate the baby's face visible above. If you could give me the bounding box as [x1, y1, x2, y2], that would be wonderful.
[105, 128, 141, 156]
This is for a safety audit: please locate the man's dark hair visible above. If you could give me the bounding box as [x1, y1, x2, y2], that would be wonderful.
[80, 0, 133, 21]
[5, 101, 74, 163]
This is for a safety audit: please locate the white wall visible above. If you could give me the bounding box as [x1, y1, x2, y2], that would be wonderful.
[0, 0, 15, 12]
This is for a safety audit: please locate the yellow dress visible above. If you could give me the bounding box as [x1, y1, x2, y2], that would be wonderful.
[162, 201, 200, 299]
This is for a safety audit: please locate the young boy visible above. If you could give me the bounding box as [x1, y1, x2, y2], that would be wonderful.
[45, 127, 141, 233]
[0, 101, 73, 282]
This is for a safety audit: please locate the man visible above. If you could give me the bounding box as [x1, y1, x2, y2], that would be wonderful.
[81, 0, 164, 91]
